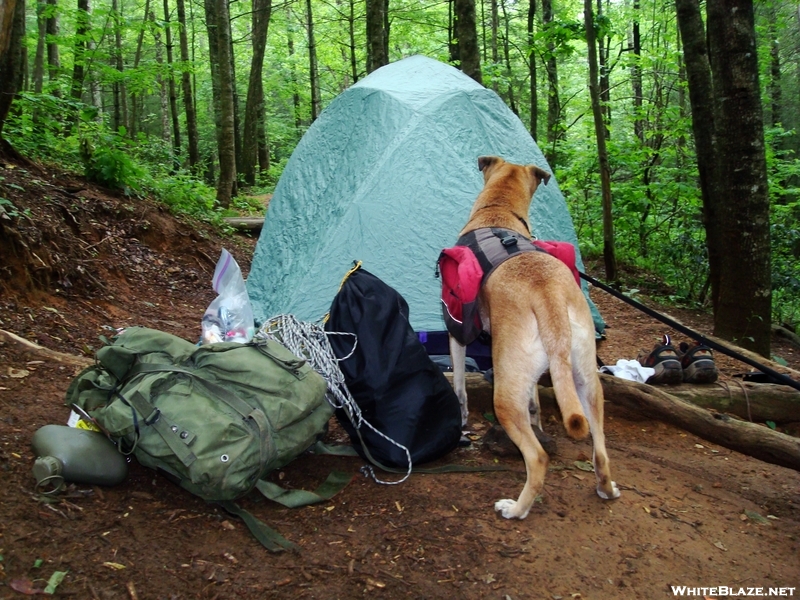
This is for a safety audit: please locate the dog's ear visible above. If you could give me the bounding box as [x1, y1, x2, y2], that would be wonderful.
[478, 156, 504, 183]
[478, 155, 502, 173]
[529, 165, 551, 187]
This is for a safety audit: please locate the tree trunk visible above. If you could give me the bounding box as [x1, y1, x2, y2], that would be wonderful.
[453, 0, 482, 84]
[86, 7, 101, 118]
[176, 0, 199, 171]
[0, 0, 24, 141]
[241, 0, 272, 186]
[70, 0, 90, 102]
[675, 0, 721, 314]
[706, 0, 771, 356]
[257, 90, 269, 175]
[499, 0, 516, 114]
[584, 0, 616, 281]
[542, 0, 559, 166]
[152, 11, 173, 149]
[596, 0, 610, 138]
[111, 0, 127, 132]
[527, 0, 537, 141]
[448, 0, 458, 64]
[382, 0, 389, 66]
[205, 0, 237, 207]
[489, 0, 498, 91]
[347, 0, 357, 83]
[45, 0, 60, 95]
[228, 25, 242, 176]
[366, 0, 386, 73]
[21, 36, 27, 92]
[768, 7, 781, 129]
[32, 1, 45, 94]
[631, 0, 643, 143]
[306, 0, 320, 121]
[163, 0, 181, 162]
[129, 0, 151, 138]
[287, 11, 301, 129]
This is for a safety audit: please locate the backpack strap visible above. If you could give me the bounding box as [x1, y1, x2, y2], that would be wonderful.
[217, 501, 300, 553]
[255, 471, 354, 508]
[122, 363, 273, 477]
[120, 390, 198, 467]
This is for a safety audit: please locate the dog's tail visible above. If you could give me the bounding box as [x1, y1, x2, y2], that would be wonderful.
[536, 307, 591, 440]
[552, 374, 590, 439]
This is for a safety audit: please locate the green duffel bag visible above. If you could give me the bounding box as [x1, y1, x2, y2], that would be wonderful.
[66, 326, 335, 505]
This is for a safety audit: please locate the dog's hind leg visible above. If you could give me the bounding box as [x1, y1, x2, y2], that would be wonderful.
[449, 335, 469, 428]
[575, 370, 620, 500]
[492, 341, 549, 519]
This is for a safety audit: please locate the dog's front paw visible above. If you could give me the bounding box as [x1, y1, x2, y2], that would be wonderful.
[597, 481, 621, 500]
[494, 499, 530, 519]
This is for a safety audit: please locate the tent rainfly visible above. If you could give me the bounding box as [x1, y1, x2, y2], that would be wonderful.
[247, 55, 603, 354]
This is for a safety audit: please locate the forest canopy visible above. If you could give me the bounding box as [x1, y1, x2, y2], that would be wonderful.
[0, 0, 798, 355]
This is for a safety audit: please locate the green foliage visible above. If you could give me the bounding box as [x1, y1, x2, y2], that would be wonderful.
[0, 197, 23, 219]
[144, 173, 216, 217]
[229, 194, 267, 215]
[5, 0, 800, 333]
[79, 123, 145, 194]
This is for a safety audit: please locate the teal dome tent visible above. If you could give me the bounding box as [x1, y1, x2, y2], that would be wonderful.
[247, 55, 603, 355]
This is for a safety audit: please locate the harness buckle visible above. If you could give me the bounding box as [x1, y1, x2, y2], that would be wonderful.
[500, 235, 518, 248]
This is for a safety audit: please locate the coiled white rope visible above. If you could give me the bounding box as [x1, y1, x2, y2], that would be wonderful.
[253, 314, 412, 484]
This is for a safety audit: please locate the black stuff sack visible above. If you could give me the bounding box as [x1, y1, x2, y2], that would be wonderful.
[324, 266, 462, 468]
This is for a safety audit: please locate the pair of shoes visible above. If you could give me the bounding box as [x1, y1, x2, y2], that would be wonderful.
[678, 341, 719, 384]
[638, 334, 683, 385]
[638, 334, 720, 385]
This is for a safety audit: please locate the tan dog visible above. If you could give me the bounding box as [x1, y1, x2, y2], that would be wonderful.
[450, 156, 620, 519]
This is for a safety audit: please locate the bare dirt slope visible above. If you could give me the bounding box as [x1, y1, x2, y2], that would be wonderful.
[0, 160, 798, 599]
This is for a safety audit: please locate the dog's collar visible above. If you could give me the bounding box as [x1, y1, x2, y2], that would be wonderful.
[473, 204, 531, 235]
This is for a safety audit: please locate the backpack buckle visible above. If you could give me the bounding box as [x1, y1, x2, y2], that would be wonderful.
[144, 408, 161, 425]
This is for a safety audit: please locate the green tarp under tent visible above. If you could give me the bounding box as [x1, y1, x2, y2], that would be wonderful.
[247, 54, 603, 367]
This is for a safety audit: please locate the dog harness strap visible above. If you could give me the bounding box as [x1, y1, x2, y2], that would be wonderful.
[456, 227, 544, 286]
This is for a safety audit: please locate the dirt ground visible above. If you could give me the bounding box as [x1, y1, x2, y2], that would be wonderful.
[0, 160, 799, 599]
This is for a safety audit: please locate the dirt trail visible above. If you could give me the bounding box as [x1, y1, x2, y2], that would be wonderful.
[0, 163, 798, 599]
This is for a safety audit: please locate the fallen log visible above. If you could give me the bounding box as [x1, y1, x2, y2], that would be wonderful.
[446, 371, 800, 471]
[772, 324, 800, 350]
[600, 373, 800, 471]
[444, 372, 800, 425]
[0, 328, 93, 367]
[223, 217, 264, 232]
[669, 380, 800, 424]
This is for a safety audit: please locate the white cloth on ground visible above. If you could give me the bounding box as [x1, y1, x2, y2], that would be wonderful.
[599, 359, 655, 383]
